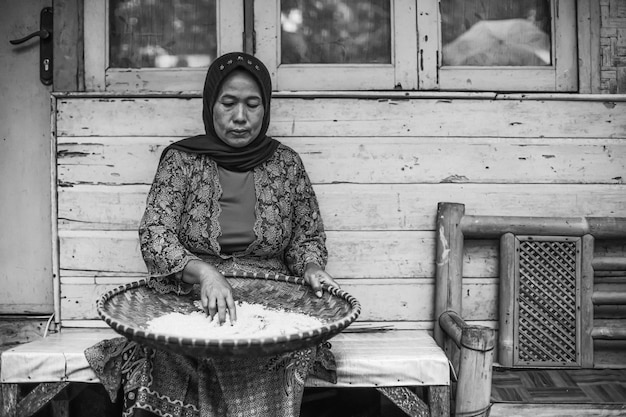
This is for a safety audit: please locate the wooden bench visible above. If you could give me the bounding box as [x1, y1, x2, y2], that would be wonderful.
[2, 92, 625, 416]
[435, 202, 626, 416]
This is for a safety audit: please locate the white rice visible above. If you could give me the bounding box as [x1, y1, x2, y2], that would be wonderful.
[146, 301, 324, 339]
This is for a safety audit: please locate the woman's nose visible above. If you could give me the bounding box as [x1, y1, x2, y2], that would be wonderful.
[233, 104, 247, 123]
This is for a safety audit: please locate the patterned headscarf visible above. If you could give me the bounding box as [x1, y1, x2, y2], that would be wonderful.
[161, 52, 280, 172]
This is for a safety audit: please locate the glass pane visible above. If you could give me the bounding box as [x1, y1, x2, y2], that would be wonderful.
[280, 0, 391, 64]
[109, 0, 217, 69]
[441, 0, 552, 67]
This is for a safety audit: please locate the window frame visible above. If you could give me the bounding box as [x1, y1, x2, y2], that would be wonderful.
[419, 0, 578, 92]
[83, 0, 244, 92]
[254, 0, 418, 91]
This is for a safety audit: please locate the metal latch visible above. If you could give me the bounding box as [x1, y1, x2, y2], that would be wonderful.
[10, 7, 53, 86]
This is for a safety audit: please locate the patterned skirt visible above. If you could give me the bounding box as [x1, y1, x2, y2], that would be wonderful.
[85, 337, 335, 417]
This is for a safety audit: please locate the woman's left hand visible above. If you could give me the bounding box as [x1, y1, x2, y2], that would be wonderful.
[304, 263, 339, 298]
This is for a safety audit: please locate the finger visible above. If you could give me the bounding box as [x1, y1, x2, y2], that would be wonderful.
[201, 292, 209, 315]
[308, 273, 323, 298]
[217, 296, 227, 325]
[208, 296, 217, 322]
[226, 294, 237, 324]
[321, 275, 340, 289]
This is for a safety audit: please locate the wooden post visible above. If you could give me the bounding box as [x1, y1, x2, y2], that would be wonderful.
[434, 202, 465, 349]
[438, 311, 495, 417]
[581, 234, 595, 367]
[15, 382, 70, 417]
[427, 386, 451, 417]
[455, 325, 495, 417]
[1, 384, 18, 417]
[499, 233, 516, 367]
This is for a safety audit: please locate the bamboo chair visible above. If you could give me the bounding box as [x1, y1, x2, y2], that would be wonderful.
[434, 202, 626, 416]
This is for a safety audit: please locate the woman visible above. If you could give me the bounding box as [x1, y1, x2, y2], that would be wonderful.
[87, 52, 338, 417]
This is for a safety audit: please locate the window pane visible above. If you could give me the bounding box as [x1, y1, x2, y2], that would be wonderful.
[441, 0, 552, 67]
[280, 0, 391, 64]
[109, 0, 217, 68]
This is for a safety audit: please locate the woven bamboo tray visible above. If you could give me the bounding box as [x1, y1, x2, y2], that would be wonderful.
[97, 271, 360, 357]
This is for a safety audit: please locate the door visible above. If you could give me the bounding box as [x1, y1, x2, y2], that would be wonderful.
[0, 0, 54, 314]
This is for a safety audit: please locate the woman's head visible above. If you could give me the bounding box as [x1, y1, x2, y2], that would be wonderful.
[203, 53, 272, 147]
[212, 69, 264, 148]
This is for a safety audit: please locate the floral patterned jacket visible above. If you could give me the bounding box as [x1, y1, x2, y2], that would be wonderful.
[138, 144, 328, 292]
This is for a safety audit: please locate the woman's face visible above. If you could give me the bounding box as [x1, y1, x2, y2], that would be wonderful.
[212, 70, 264, 148]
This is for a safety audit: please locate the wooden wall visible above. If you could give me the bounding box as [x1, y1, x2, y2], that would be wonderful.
[54, 93, 626, 362]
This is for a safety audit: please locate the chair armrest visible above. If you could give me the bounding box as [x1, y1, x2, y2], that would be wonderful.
[439, 310, 495, 417]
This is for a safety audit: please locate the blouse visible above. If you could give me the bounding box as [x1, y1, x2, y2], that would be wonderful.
[216, 167, 256, 254]
[138, 143, 328, 291]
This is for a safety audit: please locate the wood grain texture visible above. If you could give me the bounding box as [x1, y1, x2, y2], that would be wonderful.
[56, 136, 626, 185]
[57, 230, 502, 279]
[56, 97, 626, 138]
[59, 277, 498, 324]
[53, 95, 626, 368]
[57, 184, 626, 232]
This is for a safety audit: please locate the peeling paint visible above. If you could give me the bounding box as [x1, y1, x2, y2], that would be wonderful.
[436, 225, 450, 267]
[440, 174, 469, 183]
[57, 150, 90, 158]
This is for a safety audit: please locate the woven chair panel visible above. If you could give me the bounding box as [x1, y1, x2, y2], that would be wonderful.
[516, 238, 579, 366]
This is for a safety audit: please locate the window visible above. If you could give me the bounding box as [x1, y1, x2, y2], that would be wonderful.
[108, 0, 217, 69]
[431, 0, 578, 91]
[84, 0, 243, 91]
[257, 0, 577, 92]
[255, 0, 418, 90]
[84, 0, 577, 92]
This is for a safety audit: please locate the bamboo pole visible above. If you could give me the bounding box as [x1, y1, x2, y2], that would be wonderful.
[581, 234, 595, 367]
[591, 326, 626, 340]
[460, 215, 626, 239]
[499, 233, 516, 367]
[434, 202, 465, 350]
[592, 257, 626, 271]
[593, 291, 626, 305]
[439, 311, 495, 417]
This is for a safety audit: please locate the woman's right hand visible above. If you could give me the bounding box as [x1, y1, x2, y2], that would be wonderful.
[181, 260, 237, 325]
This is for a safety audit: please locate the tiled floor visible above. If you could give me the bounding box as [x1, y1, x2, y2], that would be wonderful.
[491, 368, 626, 404]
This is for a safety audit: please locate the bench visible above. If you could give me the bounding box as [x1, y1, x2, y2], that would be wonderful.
[2, 92, 625, 416]
[1, 329, 450, 416]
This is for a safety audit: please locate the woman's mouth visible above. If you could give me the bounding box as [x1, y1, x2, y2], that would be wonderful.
[230, 129, 249, 137]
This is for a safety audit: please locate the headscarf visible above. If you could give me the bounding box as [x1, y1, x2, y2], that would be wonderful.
[161, 52, 280, 172]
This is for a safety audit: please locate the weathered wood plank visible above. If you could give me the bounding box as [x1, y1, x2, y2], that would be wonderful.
[56, 97, 626, 138]
[56, 137, 626, 185]
[57, 230, 500, 278]
[1, 384, 18, 417]
[0, 317, 48, 346]
[57, 183, 626, 232]
[376, 386, 430, 417]
[60, 277, 499, 323]
[16, 382, 70, 417]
